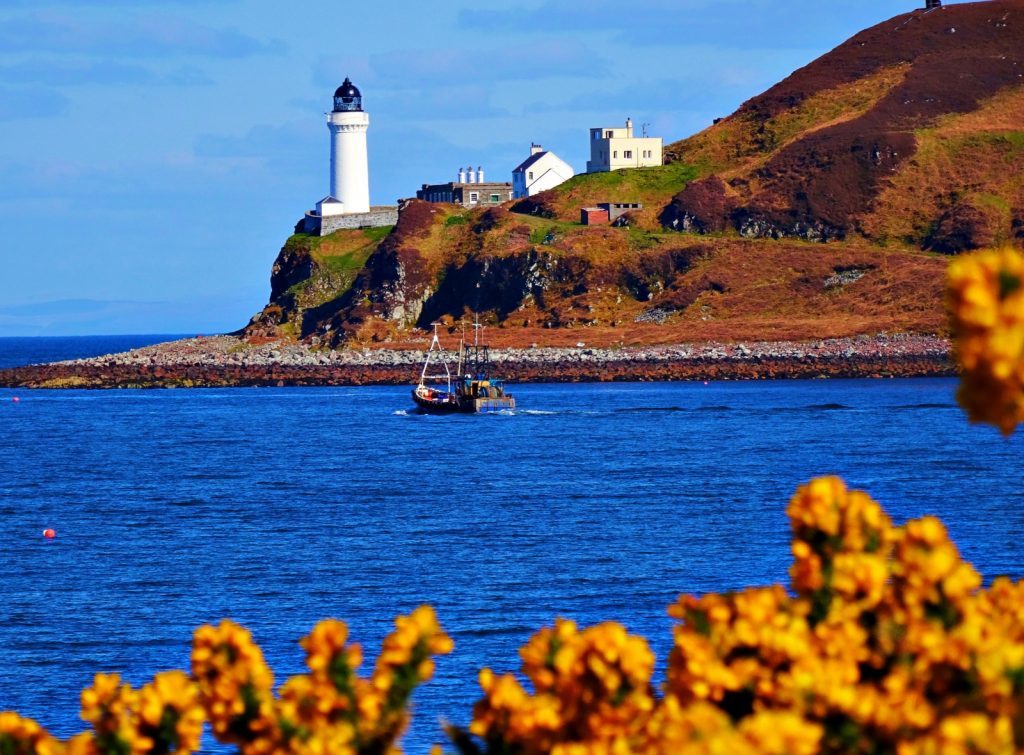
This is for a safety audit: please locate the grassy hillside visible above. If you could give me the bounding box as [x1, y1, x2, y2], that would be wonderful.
[661, 0, 1024, 246]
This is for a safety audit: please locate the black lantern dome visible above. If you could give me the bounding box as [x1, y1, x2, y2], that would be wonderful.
[333, 78, 363, 112]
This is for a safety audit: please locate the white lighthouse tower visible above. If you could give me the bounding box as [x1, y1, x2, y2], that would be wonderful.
[327, 77, 370, 214]
[303, 78, 396, 235]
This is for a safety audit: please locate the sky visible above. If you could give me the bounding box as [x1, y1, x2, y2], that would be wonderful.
[0, 0, 930, 336]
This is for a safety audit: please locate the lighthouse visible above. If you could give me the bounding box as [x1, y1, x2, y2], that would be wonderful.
[302, 79, 397, 235]
[327, 77, 370, 214]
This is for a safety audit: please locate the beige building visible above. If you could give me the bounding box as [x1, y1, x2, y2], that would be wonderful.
[585, 118, 663, 173]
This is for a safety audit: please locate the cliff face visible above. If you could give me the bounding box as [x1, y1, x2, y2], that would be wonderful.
[247, 199, 948, 348]
[246, 1, 1023, 348]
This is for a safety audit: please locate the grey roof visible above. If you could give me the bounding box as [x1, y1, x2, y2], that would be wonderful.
[512, 151, 549, 174]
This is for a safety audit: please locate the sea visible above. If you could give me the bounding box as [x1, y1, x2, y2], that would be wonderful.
[1, 335, 1022, 751]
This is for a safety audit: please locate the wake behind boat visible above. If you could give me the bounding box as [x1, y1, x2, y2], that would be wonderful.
[412, 324, 515, 414]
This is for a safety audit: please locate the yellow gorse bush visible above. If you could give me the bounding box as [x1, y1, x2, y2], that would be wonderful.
[3, 246, 1024, 753]
[1, 607, 452, 755]
[457, 477, 1023, 754]
[10, 478, 1016, 755]
[947, 245, 1024, 434]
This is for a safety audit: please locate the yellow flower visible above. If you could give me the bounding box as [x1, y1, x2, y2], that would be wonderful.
[947, 245, 1024, 435]
[190, 620, 276, 748]
[0, 712, 61, 755]
[786, 477, 893, 623]
[134, 671, 204, 754]
[471, 620, 656, 752]
[737, 710, 822, 755]
[76, 673, 138, 753]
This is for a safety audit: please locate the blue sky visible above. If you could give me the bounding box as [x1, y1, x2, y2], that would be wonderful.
[0, 0, 927, 335]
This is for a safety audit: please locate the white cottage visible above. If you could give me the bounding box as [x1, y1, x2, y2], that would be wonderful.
[512, 144, 575, 199]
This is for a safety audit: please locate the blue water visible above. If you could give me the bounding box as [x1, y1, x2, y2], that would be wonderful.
[1, 337, 1022, 751]
[0, 335, 190, 369]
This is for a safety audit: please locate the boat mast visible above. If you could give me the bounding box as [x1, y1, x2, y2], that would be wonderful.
[468, 315, 483, 378]
[468, 315, 491, 378]
[419, 323, 452, 393]
[456, 323, 465, 378]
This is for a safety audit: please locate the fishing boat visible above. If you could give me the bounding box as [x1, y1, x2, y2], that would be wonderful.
[411, 323, 516, 414]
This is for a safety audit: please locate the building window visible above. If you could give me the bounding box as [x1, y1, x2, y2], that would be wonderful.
[613, 151, 618, 159]
[605, 130, 613, 138]
[490, 194, 500, 202]
[624, 150, 633, 159]
[528, 171, 533, 180]
[470, 192, 479, 204]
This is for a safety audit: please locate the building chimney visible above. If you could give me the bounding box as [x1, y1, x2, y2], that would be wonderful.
[477, 166, 484, 183]
[530, 143, 543, 156]
[626, 117, 633, 137]
[467, 166, 476, 184]
[458, 167, 466, 183]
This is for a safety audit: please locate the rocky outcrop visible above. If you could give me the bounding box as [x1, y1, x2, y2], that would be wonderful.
[510, 193, 557, 219]
[926, 199, 1000, 253]
[418, 250, 579, 325]
[294, 201, 439, 343]
[660, 177, 737, 235]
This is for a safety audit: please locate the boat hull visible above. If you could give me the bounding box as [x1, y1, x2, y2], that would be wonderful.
[411, 388, 515, 414]
[411, 389, 461, 414]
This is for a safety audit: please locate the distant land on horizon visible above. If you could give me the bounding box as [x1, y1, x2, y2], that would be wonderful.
[0, 297, 253, 338]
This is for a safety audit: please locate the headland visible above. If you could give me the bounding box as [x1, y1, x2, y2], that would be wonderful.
[8, 1, 1023, 388]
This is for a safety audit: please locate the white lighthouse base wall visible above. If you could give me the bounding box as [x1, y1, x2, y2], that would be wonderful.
[302, 206, 398, 236]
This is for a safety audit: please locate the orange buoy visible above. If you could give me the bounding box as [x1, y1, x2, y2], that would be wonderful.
[43, 528, 56, 539]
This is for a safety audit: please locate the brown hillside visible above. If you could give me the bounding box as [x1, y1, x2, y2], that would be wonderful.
[663, 0, 1024, 247]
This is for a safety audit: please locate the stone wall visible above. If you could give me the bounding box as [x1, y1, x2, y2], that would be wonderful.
[303, 206, 398, 235]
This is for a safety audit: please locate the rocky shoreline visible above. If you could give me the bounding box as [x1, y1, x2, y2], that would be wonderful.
[0, 333, 954, 389]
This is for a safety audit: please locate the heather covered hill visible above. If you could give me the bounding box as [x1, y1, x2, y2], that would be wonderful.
[662, 0, 1024, 248]
[245, 1, 1024, 349]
